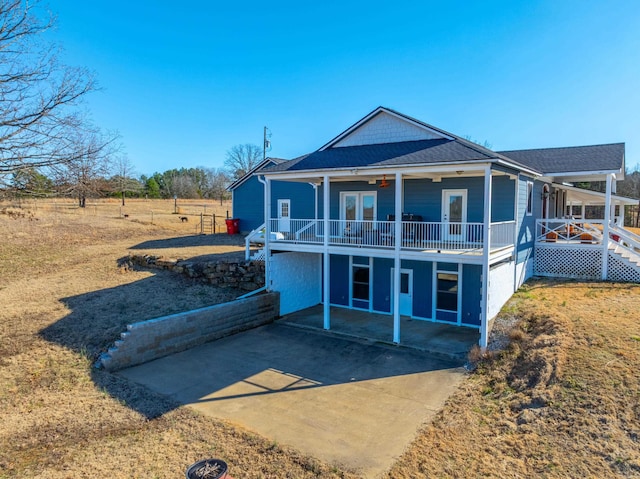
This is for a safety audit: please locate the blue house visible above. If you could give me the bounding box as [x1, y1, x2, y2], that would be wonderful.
[229, 157, 316, 234]
[238, 107, 640, 349]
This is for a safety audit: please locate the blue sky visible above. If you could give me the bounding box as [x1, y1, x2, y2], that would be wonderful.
[48, 1, 640, 176]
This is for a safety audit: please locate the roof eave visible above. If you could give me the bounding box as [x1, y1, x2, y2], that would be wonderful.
[260, 159, 501, 180]
[226, 158, 280, 191]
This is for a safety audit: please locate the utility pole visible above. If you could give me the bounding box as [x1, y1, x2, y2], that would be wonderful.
[263, 126, 271, 161]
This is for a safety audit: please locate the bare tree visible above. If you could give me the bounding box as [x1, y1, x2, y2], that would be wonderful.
[51, 129, 117, 207]
[111, 155, 140, 205]
[0, 1, 97, 184]
[224, 144, 262, 180]
[203, 167, 231, 204]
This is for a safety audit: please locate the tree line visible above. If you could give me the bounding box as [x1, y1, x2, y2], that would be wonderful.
[4, 164, 233, 204]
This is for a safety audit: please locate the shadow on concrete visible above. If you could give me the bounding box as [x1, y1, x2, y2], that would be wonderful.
[116, 323, 468, 476]
[118, 323, 462, 406]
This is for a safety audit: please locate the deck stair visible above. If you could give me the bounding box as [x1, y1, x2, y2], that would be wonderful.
[607, 226, 640, 282]
[250, 248, 266, 261]
[611, 244, 640, 267]
[245, 223, 266, 261]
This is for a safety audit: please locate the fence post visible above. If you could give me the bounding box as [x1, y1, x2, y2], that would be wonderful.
[200, 213, 204, 234]
[213, 214, 216, 234]
[151, 211, 154, 224]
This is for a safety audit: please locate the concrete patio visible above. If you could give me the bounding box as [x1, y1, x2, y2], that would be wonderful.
[280, 304, 480, 360]
[118, 322, 469, 477]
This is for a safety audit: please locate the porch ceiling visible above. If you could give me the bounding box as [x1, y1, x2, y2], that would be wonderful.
[555, 183, 639, 206]
[261, 164, 515, 184]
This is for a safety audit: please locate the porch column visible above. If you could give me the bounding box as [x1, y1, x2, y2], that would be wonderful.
[602, 173, 614, 280]
[393, 172, 402, 344]
[264, 177, 271, 290]
[480, 166, 492, 350]
[323, 174, 331, 330]
[513, 175, 519, 290]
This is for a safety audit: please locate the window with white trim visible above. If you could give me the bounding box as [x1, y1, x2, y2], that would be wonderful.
[526, 182, 533, 216]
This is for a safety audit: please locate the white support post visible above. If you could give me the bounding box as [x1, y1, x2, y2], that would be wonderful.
[479, 166, 492, 350]
[513, 175, 519, 289]
[323, 175, 331, 330]
[264, 177, 272, 290]
[602, 173, 613, 280]
[393, 172, 402, 344]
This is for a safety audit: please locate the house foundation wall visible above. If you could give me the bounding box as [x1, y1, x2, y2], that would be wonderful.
[270, 252, 322, 315]
[488, 261, 516, 319]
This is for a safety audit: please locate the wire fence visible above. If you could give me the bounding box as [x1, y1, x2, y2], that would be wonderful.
[1, 198, 235, 235]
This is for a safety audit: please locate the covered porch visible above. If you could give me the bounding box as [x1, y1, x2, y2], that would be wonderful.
[263, 164, 515, 350]
[279, 304, 479, 361]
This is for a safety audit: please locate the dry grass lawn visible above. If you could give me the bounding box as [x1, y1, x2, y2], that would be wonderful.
[389, 279, 640, 478]
[1, 199, 639, 478]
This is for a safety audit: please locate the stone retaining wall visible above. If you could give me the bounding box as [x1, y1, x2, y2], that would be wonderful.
[126, 254, 265, 291]
[99, 292, 279, 371]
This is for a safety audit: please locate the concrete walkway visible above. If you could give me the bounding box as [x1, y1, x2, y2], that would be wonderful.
[118, 323, 468, 478]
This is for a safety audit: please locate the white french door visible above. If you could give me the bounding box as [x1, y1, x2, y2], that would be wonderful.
[442, 190, 467, 241]
[340, 192, 376, 221]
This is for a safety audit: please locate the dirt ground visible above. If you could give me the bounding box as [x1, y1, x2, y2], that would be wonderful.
[1, 199, 639, 478]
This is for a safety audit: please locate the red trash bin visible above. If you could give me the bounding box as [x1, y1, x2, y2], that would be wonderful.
[225, 218, 240, 234]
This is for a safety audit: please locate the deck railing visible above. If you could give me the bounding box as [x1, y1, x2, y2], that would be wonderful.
[267, 218, 515, 253]
[491, 221, 516, 249]
[535, 219, 604, 244]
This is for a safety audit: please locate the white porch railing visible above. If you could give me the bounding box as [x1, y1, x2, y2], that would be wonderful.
[267, 218, 515, 253]
[535, 219, 604, 244]
[490, 221, 516, 249]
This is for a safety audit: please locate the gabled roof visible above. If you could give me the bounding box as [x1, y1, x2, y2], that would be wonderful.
[264, 139, 496, 172]
[499, 143, 625, 176]
[319, 106, 454, 150]
[262, 107, 541, 175]
[257, 108, 626, 179]
[227, 157, 287, 191]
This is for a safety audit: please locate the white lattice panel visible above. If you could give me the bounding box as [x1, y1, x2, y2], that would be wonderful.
[607, 252, 640, 283]
[534, 246, 603, 279]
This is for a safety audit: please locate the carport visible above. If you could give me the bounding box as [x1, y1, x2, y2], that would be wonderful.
[118, 322, 468, 477]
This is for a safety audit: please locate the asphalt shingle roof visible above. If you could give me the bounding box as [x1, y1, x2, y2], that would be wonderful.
[499, 143, 624, 175]
[263, 139, 496, 173]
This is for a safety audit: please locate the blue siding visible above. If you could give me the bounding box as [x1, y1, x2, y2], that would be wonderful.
[516, 174, 536, 264]
[401, 260, 433, 319]
[437, 262, 458, 272]
[270, 181, 316, 221]
[233, 175, 315, 233]
[318, 174, 515, 223]
[373, 258, 393, 313]
[327, 254, 481, 328]
[233, 175, 265, 233]
[491, 175, 516, 222]
[404, 177, 484, 222]
[318, 181, 396, 219]
[461, 264, 482, 326]
[329, 254, 349, 306]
